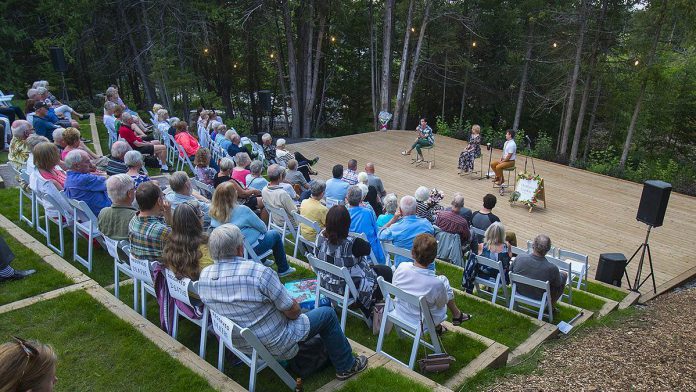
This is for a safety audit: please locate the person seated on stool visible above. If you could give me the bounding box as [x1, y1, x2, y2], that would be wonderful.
[401, 118, 433, 162]
[490, 129, 516, 186]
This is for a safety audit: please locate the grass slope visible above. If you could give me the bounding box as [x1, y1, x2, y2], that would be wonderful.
[0, 291, 216, 391]
[336, 367, 431, 392]
[0, 228, 73, 305]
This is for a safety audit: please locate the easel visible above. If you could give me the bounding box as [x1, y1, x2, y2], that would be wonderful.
[510, 175, 547, 213]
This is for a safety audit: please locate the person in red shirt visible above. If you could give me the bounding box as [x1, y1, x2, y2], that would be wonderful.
[118, 112, 169, 171]
[173, 121, 199, 160]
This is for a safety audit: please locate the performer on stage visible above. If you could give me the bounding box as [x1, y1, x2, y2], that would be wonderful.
[458, 124, 482, 174]
[401, 118, 434, 162]
[490, 129, 516, 186]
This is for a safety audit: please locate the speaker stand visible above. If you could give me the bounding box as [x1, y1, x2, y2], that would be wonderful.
[60, 72, 70, 104]
[624, 225, 657, 294]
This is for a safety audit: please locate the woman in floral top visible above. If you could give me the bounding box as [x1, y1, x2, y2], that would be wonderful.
[194, 148, 217, 187]
[458, 124, 482, 174]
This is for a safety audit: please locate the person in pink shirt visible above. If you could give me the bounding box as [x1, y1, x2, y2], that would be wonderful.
[34, 142, 67, 190]
[231, 152, 251, 186]
[173, 121, 200, 160]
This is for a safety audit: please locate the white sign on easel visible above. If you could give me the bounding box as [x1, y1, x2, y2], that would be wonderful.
[510, 173, 546, 212]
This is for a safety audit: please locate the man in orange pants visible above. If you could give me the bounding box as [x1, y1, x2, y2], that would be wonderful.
[490, 129, 517, 186]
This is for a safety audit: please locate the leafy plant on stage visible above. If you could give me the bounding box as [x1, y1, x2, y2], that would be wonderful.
[516, 173, 544, 208]
[435, 115, 453, 137]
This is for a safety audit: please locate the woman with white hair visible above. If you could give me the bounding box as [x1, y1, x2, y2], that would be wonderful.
[8, 120, 33, 171]
[414, 186, 434, 222]
[125, 150, 151, 188]
[275, 138, 318, 179]
[261, 132, 275, 163]
[245, 160, 269, 191]
[231, 152, 251, 186]
[156, 108, 171, 135]
[377, 193, 398, 228]
[476, 221, 513, 281]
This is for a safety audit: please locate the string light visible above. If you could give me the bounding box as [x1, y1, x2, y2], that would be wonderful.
[270, 53, 275, 59]
[553, 42, 558, 48]
[411, 27, 415, 33]
[203, 48, 209, 54]
[472, 41, 477, 47]
[331, 36, 336, 43]
[233, 63, 238, 69]
[634, 60, 640, 66]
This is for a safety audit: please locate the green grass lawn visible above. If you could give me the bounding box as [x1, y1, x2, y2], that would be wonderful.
[111, 282, 336, 391]
[583, 280, 628, 302]
[343, 316, 487, 385]
[0, 290, 216, 391]
[0, 188, 119, 286]
[569, 288, 607, 312]
[436, 260, 464, 289]
[0, 228, 73, 305]
[336, 367, 431, 392]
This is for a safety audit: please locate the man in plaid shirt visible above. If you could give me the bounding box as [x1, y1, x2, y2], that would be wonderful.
[128, 182, 172, 261]
[199, 224, 368, 381]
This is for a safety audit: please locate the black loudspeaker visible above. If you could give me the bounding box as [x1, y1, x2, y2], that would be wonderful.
[595, 253, 627, 287]
[257, 90, 272, 112]
[49, 47, 68, 73]
[636, 180, 672, 228]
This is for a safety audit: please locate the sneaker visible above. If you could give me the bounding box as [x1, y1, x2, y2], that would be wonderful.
[311, 157, 320, 165]
[80, 137, 93, 143]
[262, 259, 275, 267]
[277, 266, 296, 278]
[336, 355, 368, 381]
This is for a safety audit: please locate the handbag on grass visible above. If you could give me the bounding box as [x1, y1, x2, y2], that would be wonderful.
[372, 301, 393, 335]
[416, 305, 455, 373]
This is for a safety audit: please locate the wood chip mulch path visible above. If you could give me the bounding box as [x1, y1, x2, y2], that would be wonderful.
[485, 285, 696, 391]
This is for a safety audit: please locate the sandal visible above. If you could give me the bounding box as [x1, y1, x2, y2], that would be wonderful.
[452, 312, 472, 326]
[435, 324, 448, 336]
[401, 151, 410, 155]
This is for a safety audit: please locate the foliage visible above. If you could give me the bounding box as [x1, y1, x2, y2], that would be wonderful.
[435, 115, 453, 137]
[224, 116, 253, 136]
[529, 132, 555, 161]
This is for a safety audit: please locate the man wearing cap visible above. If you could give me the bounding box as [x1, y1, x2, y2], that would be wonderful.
[32, 101, 60, 142]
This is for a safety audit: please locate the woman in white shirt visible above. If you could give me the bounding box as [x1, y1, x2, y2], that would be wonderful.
[490, 129, 517, 186]
[392, 233, 471, 335]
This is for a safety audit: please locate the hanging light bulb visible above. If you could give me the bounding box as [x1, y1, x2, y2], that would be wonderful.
[203, 48, 209, 54]
[472, 41, 477, 47]
[270, 53, 275, 59]
[411, 27, 416, 33]
[331, 36, 336, 43]
[553, 42, 558, 48]
[634, 60, 640, 66]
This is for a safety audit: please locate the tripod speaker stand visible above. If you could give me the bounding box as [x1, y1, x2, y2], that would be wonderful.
[624, 225, 656, 293]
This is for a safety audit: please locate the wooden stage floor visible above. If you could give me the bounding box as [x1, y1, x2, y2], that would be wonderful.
[292, 130, 696, 292]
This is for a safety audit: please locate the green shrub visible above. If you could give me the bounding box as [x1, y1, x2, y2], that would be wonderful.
[225, 116, 252, 136]
[531, 131, 555, 160]
[436, 115, 453, 137]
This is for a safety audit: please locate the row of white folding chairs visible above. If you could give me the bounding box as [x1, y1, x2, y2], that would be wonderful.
[524, 240, 589, 290]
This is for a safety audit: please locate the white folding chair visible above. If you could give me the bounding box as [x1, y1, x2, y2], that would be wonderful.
[526, 240, 557, 258]
[0, 116, 10, 150]
[191, 178, 214, 200]
[18, 171, 36, 227]
[470, 226, 486, 242]
[381, 241, 414, 270]
[210, 310, 296, 392]
[292, 212, 320, 258]
[546, 256, 573, 304]
[103, 237, 139, 311]
[559, 248, 590, 289]
[165, 269, 210, 358]
[68, 199, 105, 272]
[325, 197, 343, 208]
[35, 189, 72, 257]
[128, 256, 157, 318]
[104, 121, 117, 150]
[265, 205, 296, 248]
[243, 238, 274, 267]
[508, 273, 554, 322]
[474, 255, 509, 305]
[376, 277, 443, 369]
[307, 254, 370, 332]
[510, 245, 528, 258]
[348, 231, 380, 265]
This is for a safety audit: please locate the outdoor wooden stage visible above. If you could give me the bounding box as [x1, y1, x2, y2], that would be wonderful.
[292, 130, 696, 293]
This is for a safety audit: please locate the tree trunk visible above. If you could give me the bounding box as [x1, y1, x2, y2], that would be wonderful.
[302, 5, 325, 138]
[559, 0, 589, 157]
[400, 0, 432, 130]
[119, 4, 155, 107]
[512, 22, 534, 132]
[392, 0, 415, 128]
[458, 68, 469, 122]
[582, 80, 602, 161]
[282, 0, 301, 138]
[620, 0, 667, 167]
[441, 53, 447, 119]
[379, 0, 395, 113]
[369, 0, 378, 129]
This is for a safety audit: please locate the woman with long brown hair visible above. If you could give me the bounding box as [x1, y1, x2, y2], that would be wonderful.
[162, 202, 211, 280]
[0, 337, 58, 392]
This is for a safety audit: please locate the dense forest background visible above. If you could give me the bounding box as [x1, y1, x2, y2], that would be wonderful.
[1, 0, 695, 194]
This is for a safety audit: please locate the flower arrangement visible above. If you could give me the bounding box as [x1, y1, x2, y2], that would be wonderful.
[516, 173, 544, 208]
[426, 188, 444, 211]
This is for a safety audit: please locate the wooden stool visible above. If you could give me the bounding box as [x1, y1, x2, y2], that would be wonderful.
[412, 145, 435, 169]
[496, 166, 517, 195]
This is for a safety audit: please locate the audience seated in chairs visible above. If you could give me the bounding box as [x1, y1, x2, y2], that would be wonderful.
[124, 151, 151, 189]
[32, 101, 75, 140]
[60, 127, 107, 169]
[0, 337, 57, 389]
[213, 157, 265, 214]
[98, 174, 137, 241]
[285, 159, 310, 192]
[345, 186, 386, 264]
[378, 195, 434, 269]
[376, 193, 398, 228]
[194, 148, 217, 187]
[341, 159, 358, 185]
[392, 233, 471, 335]
[358, 172, 383, 216]
[163, 201, 214, 279]
[245, 160, 269, 191]
[118, 112, 169, 172]
[261, 132, 276, 164]
[165, 171, 211, 228]
[51, 127, 66, 154]
[445, 192, 473, 223]
[263, 164, 299, 227]
[315, 205, 393, 321]
[224, 130, 243, 158]
[434, 193, 471, 247]
[128, 181, 172, 261]
[326, 164, 350, 202]
[103, 101, 117, 133]
[476, 222, 513, 282]
[8, 120, 33, 172]
[414, 186, 437, 223]
[510, 234, 567, 305]
[209, 182, 295, 277]
[25, 135, 50, 173]
[155, 108, 172, 136]
[198, 224, 368, 381]
[105, 141, 132, 175]
[471, 193, 517, 246]
[35, 82, 84, 120]
[63, 150, 111, 216]
[231, 152, 251, 186]
[275, 138, 318, 179]
[299, 180, 328, 242]
[33, 142, 66, 190]
[173, 121, 200, 160]
[365, 162, 387, 198]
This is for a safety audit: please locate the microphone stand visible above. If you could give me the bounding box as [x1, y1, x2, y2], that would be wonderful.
[523, 137, 535, 174]
[478, 143, 493, 180]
